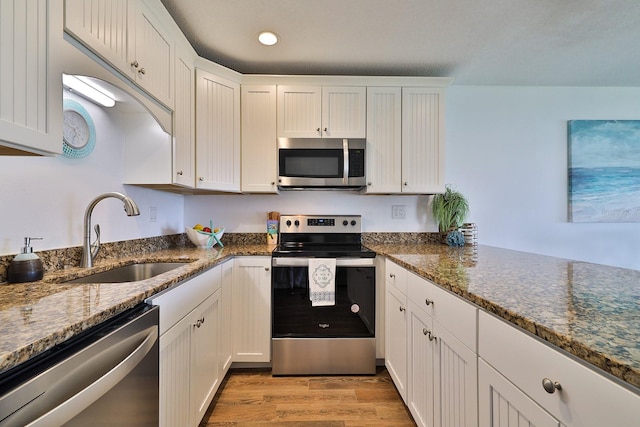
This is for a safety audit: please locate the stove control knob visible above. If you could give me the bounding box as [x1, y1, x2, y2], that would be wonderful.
[286, 220, 292, 227]
[343, 220, 348, 226]
[351, 220, 357, 226]
[294, 220, 300, 227]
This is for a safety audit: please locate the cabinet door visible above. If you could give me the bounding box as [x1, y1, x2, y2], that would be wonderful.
[196, 69, 241, 192]
[276, 85, 322, 138]
[173, 50, 195, 187]
[321, 86, 366, 138]
[219, 260, 234, 375]
[365, 87, 402, 193]
[479, 359, 560, 427]
[1, 0, 62, 155]
[231, 257, 271, 362]
[127, 0, 173, 108]
[191, 290, 221, 425]
[408, 304, 435, 427]
[241, 85, 278, 193]
[159, 307, 193, 427]
[433, 319, 478, 427]
[385, 284, 408, 402]
[401, 87, 445, 194]
[64, 0, 129, 73]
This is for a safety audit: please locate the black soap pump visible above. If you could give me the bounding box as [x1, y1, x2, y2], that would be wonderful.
[8, 237, 44, 283]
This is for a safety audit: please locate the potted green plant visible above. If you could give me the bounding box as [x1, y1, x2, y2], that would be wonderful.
[432, 185, 469, 245]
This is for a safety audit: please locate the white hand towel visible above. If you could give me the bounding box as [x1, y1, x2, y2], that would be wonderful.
[308, 258, 336, 306]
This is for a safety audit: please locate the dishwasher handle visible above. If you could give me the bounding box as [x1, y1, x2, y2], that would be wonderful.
[26, 325, 158, 427]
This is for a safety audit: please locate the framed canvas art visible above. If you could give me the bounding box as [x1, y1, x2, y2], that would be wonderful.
[568, 120, 640, 222]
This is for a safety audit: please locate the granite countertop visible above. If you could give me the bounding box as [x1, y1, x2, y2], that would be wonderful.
[368, 243, 640, 391]
[1, 240, 639, 393]
[0, 243, 273, 375]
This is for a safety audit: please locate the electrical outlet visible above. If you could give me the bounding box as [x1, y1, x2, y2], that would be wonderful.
[392, 205, 406, 219]
[149, 206, 157, 222]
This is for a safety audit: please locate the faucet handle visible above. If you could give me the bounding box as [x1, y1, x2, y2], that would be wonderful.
[91, 224, 101, 259]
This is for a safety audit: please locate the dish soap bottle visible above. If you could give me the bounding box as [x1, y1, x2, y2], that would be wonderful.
[8, 237, 44, 283]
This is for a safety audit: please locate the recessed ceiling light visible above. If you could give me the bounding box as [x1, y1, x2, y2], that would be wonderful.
[258, 31, 278, 46]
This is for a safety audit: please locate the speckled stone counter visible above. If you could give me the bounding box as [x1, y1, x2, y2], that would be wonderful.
[0, 241, 273, 375]
[368, 243, 640, 391]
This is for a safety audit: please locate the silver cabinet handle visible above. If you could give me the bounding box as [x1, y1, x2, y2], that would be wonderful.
[265, 267, 270, 271]
[422, 327, 437, 341]
[27, 326, 157, 426]
[130, 60, 139, 68]
[399, 306, 406, 312]
[425, 298, 434, 306]
[138, 67, 146, 75]
[367, 182, 372, 186]
[542, 378, 562, 394]
[428, 331, 437, 341]
[316, 127, 321, 132]
[177, 171, 183, 176]
[199, 177, 204, 181]
[324, 127, 328, 132]
[422, 328, 428, 335]
[404, 182, 408, 186]
[389, 273, 395, 278]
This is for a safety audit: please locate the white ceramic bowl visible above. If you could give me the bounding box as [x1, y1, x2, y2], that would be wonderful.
[185, 227, 225, 248]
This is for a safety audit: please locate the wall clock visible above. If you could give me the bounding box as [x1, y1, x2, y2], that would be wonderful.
[62, 99, 96, 158]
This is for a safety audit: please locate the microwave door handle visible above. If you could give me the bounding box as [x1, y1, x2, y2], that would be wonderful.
[343, 139, 349, 185]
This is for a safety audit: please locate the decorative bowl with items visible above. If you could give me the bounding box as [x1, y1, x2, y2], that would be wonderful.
[186, 221, 224, 248]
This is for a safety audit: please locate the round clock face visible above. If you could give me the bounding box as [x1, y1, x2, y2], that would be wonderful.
[63, 110, 90, 148]
[62, 99, 96, 159]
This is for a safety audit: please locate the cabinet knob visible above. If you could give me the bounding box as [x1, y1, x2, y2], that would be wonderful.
[399, 306, 406, 312]
[138, 67, 146, 75]
[428, 331, 437, 341]
[324, 127, 328, 132]
[316, 127, 321, 132]
[130, 60, 139, 68]
[367, 182, 372, 186]
[389, 273, 395, 278]
[265, 267, 270, 271]
[271, 181, 275, 185]
[542, 378, 562, 394]
[425, 298, 434, 306]
[404, 182, 408, 186]
[177, 171, 183, 176]
[422, 327, 428, 335]
[199, 177, 204, 181]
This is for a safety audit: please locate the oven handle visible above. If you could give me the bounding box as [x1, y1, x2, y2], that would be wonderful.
[272, 257, 375, 267]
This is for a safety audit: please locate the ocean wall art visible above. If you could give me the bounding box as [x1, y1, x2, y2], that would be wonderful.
[568, 120, 640, 223]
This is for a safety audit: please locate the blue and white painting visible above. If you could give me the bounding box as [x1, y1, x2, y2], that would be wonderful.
[568, 120, 640, 222]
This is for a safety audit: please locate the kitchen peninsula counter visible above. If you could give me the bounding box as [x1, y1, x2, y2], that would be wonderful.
[0, 243, 273, 375]
[1, 241, 639, 394]
[368, 242, 640, 391]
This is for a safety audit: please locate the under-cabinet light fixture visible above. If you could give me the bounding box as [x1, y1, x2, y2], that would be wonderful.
[258, 31, 278, 46]
[63, 74, 116, 108]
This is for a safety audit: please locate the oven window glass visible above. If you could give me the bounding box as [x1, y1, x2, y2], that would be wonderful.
[272, 266, 375, 338]
[279, 149, 343, 178]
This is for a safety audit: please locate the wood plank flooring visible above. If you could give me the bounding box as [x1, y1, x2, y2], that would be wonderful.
[199, 368, 417, 426]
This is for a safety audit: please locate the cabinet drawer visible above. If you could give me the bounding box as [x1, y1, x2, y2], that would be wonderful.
[408, 272, 477, 351]
[479, 311, 640, 427]
[385, 259, 407, 294]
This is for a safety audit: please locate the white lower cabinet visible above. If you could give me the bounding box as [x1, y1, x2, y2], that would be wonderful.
[479, 311, 640, 427]
[231, 257, 272, 362]
[385, 282, 408, 402]
[149, 261, 230, 427]
[478, 358, 560, 427]
[406, 272, 478, 427]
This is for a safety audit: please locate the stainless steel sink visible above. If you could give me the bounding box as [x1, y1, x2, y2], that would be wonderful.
[63, 262, 189, 284]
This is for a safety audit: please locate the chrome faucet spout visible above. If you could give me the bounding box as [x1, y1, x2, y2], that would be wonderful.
[81, 192, 140, 268]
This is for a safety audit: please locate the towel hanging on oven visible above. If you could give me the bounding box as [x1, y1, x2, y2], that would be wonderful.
[308, 258, 336, 306]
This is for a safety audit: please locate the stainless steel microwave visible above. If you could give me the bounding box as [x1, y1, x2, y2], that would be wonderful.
[277, 138, 366, 189]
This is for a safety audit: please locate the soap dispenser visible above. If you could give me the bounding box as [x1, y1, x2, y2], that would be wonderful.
[7, 237, 44, 283]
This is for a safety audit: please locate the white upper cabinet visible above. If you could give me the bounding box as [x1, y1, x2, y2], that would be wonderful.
[172, 44, 196, 188]
[127, 0, 174, 108]
[277, 85, 366, 138]
[0, 0, 62, 155]
[64, 0, 174, 108]
[241, 85, 278, 193]
[401, 87, 445, 194]
[365, 87, 402, 193]
[195, 68, 241, 192]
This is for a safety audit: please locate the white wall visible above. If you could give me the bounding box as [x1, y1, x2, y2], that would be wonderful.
[446, 86, 640, 270]
[0, 92, 184, 256]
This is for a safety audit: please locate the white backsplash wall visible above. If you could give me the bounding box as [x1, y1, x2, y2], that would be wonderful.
[184, 192, 438, 233]
[0, 92, 184, 256]
[446, 86, 640, 271]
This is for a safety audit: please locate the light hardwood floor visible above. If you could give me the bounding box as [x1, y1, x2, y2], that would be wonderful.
[199, 368, 416, 426]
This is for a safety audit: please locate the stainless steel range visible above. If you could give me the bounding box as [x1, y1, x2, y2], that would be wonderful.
[271, 214, 376, 375]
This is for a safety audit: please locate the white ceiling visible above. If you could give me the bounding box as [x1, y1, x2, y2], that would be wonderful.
[160, 0, 640, 86]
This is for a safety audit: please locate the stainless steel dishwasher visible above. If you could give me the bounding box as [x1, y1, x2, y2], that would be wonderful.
[0, 304, 159, 426]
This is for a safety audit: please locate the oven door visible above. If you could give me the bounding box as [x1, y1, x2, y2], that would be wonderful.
[271, 257, 375, 338]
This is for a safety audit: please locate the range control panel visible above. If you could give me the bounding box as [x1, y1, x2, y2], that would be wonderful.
[279, 215, 362, 234]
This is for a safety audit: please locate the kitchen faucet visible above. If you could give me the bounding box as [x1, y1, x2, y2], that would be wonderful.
[81, 192, 140, 268]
